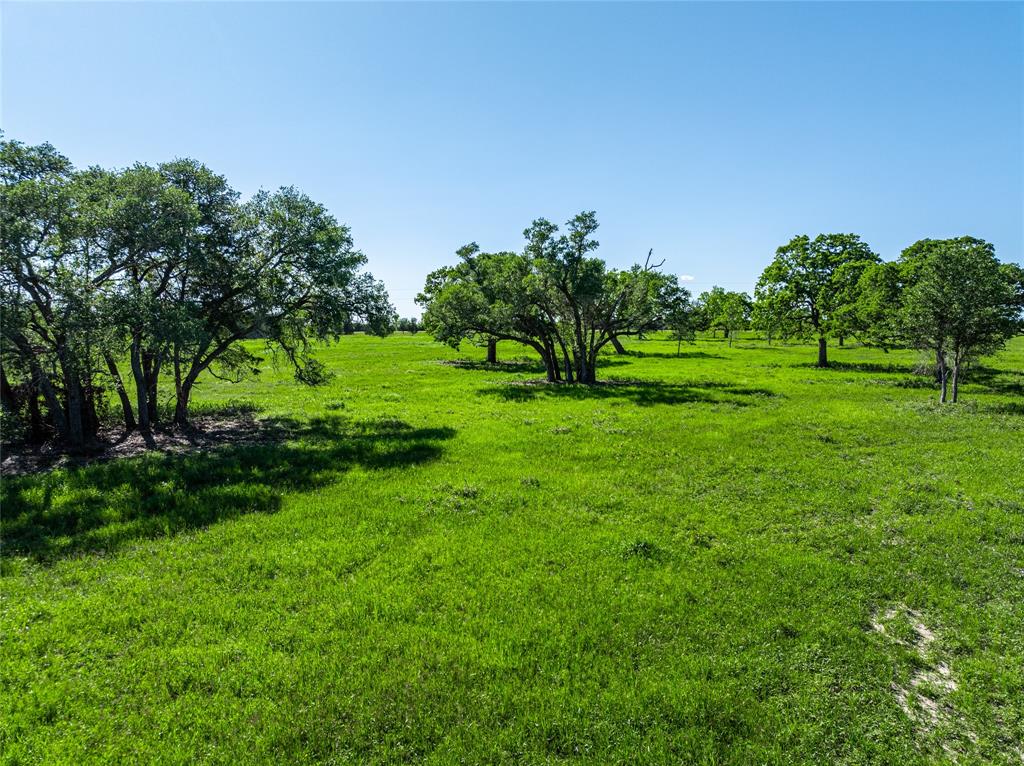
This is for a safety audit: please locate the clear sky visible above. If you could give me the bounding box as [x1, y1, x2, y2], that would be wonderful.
[3, 1, 1021, 317]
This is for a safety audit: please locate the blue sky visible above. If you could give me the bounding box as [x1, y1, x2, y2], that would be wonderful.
[3, 1, 1021, 317]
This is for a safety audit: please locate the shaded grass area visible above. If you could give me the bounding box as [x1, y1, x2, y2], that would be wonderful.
[480, 377, 777, 407]
[1, 332, 1023, 765]
[442, 356, 633, 373]
[3, 416, 454, 561]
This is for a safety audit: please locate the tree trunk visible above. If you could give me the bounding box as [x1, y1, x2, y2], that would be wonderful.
[82, 384, 100, 440]
[553, 335, 573, 383]
[104, 352, 136, 430]
[147, 354, 161, 425]
[64, 380, 85, 447]
[938, 353, 948, 403]
[0, 365, 16, 415]
[174, 382, 191, 424]
[610, 335, 626, 355]
[486, 339, 497, 364]
[8, 332, 68, 443]
[542, 338, 560, 382]
[4, 366, 46, 443]
[838, 335, 845, 347]
[142, 351, 160, 425]
[26, 384, 45, 443]
[57, 352, 86, 448]
[576, 340, 588, 383]
[131, 336, 150, 431]
[174, 343, 186, 423]
[562, 349, 574, 383]
[951, 361, 960, 403]
[32, 364, 67, 442]
[817, 336, 828, 368]
[173, 365, 202, 425]
[540, 351, 556, 383]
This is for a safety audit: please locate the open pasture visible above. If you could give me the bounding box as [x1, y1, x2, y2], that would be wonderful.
[2, 334, 1023, 764]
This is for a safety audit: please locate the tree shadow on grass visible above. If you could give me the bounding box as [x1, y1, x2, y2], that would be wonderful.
[477, 378, 777, 407]
[964, 365, 1024, 397]
[797, 360, 1024, 397]
[984, 401, 1024, 416]
[1, 414, 455, 563]
[795, 360, 922, 375]
[442, 357, 631, 374]
[442, 358, 549, 374]
[621, 350, 725, 360]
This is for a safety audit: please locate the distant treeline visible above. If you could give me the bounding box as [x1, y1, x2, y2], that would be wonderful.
[417, 217, 1024, 401]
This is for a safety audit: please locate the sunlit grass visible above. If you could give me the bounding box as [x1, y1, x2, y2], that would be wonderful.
[2, 333, 1022, 764]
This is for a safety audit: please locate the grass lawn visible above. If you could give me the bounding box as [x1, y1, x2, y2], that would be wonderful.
[2, 333, 1023, 764]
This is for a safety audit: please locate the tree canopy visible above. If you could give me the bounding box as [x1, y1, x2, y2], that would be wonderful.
[0, 137, 395, 447]
[697, 287, 751, 346]
[4, 133, 1021, 452]
[888, 238, 1021, 402]
[418, 212, 691, 383]
[755, 234, 880, 366]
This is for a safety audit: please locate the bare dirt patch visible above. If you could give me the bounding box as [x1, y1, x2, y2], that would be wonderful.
[1, 415, 295, 477]
[870, 604, 978, 760]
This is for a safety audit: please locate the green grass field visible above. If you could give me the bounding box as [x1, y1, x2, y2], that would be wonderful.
[2, 334, 1023, 765]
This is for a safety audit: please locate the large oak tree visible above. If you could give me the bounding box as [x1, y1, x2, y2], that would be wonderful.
[755, 233, 880, 366]
[418, 212, 689, 383]
[0, 137, 394, 447]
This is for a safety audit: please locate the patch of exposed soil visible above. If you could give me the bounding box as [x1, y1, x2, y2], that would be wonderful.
[870, 604, 978, 760]
[1, 415, 295, 477]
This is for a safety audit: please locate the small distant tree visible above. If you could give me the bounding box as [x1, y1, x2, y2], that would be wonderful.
[756, 233, 880, 366]
[900, 237, 1021, 403]
[697, 286, 727, 337]
[697, 287, 751, 345]
[663, 283, 697, 356]
[397, 317, 420, 334]
[752, 281, 802, 345]
[721, 292, 751, 347]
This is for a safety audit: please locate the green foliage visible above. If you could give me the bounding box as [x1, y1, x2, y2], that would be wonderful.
[419, 212, 690, 383]
[850, 237, 1021, 402]
[698, 286, 751, 346]
[0, 136, 395, 441]
[899, 237, 1021, 401]
[756, 233, 881, 365]
[396, 316, 420, 334]
[663, 282, 698, 353]
[849, 260, 905, 349]
[751, 279, 805, 344]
